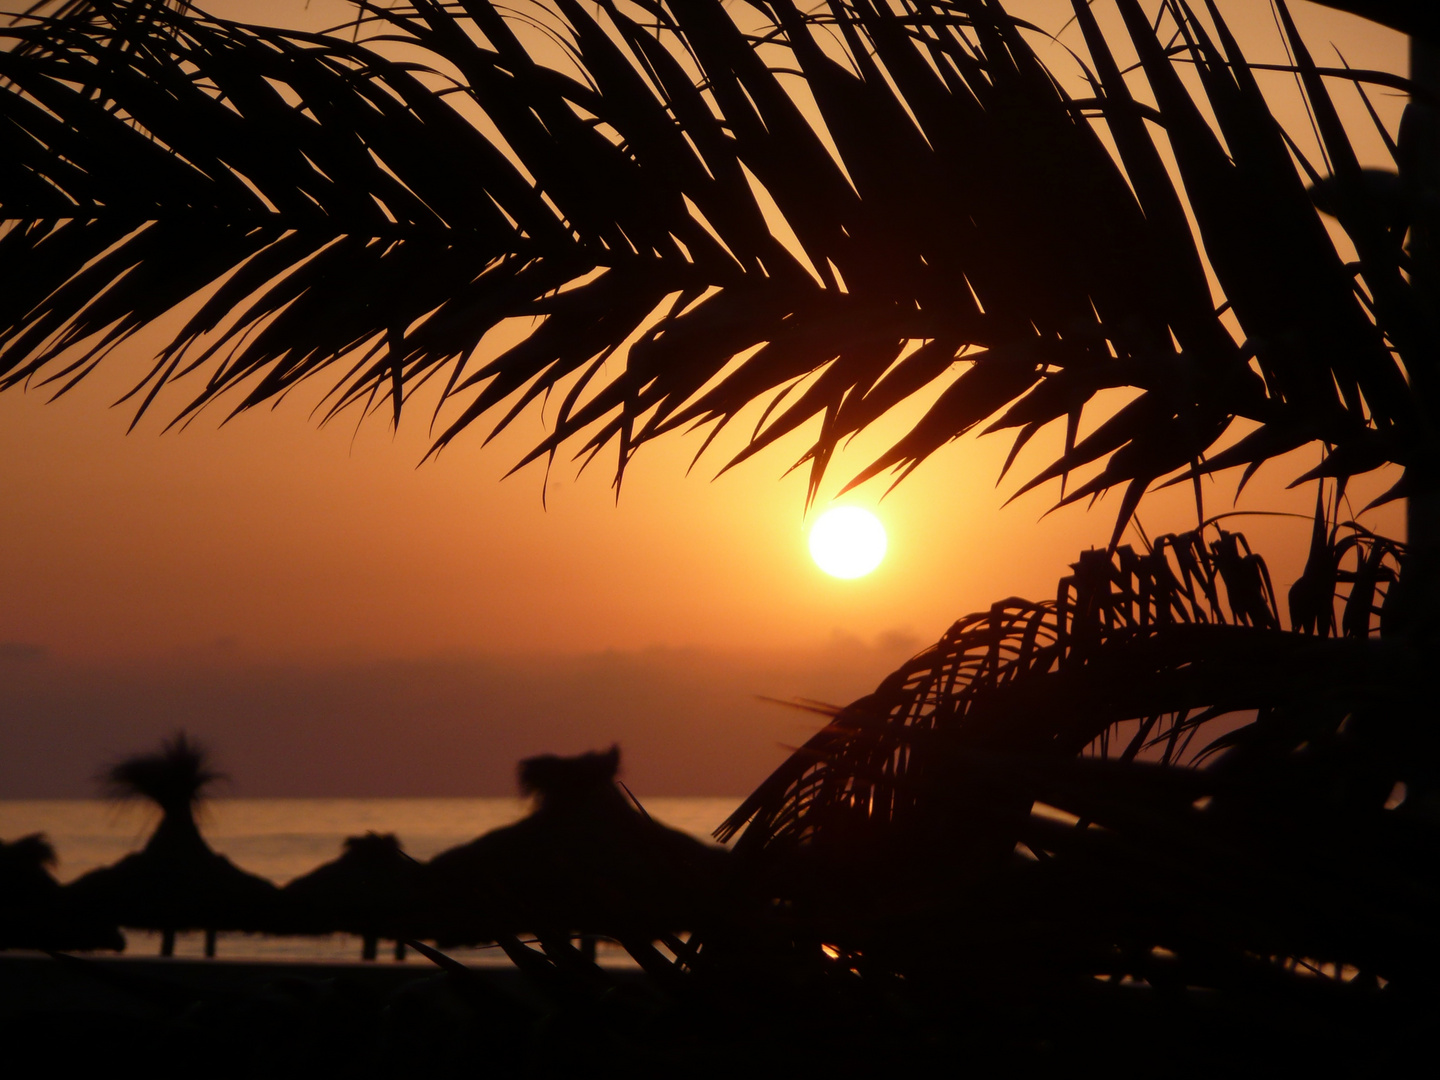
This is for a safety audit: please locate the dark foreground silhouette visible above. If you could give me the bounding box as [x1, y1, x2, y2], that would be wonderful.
[6, 516, 1440, 1075]
[3, 0, 1438, 1071]
[0, 835, 121, 953]
[65, 735, 281, 957]
[282, 833, 421, 961]
[420, 747, 732, 949]
[3, 591, 1436, 1079]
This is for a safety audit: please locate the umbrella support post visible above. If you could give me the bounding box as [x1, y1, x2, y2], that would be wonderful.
[204, 928, 217, 958]
[393, 939, 407, 962]
[362, 933, 378, 961]
[579, 934, 596, 964]
[160, 928, 175, 957]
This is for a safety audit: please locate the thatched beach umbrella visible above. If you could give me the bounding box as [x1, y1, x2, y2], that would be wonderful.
[282, 832, 421, 960]
[420, 747, 731, 949]
[0, 833, 123, 952]
[66, 733, 280, 956]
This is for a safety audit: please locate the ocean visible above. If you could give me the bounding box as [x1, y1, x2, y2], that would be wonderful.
[0, 796, 743, 965]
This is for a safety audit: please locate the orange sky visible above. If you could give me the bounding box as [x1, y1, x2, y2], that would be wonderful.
[0, 1, 1414, 796]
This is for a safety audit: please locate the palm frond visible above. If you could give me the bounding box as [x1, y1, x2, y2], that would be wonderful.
[719, 515, 1395, 844]
[709, 514, 1427, 988]
[0, 0, 1429, 530]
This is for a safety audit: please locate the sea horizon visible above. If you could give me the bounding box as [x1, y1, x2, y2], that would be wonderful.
[0, 796, 745, 964]
[0, 796, 745, 883]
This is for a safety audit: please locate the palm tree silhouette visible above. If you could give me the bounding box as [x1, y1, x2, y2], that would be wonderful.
[67, 732, 280, 956]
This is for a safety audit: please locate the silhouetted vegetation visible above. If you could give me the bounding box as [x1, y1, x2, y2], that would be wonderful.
[0, 0, 1431, 536]
[3, 0, 1438, 1073]
[695, 517, 1432, 1064]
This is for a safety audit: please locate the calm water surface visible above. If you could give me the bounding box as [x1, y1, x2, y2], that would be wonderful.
[0, 797, 742, 964]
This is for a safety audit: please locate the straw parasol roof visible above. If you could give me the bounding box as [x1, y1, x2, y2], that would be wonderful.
[281, 831, 421, 946]
[419, 747, 731, 945]
[0, 833, 123, 952]
[66, 733, 280, 939]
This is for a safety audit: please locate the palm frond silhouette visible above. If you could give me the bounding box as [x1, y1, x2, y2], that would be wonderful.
[0, 0, 1431, 539]
[718, 517, 1420, 927]
[663, 512, 1432, 1072]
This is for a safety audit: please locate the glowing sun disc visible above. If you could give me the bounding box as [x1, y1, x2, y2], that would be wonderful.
[809, 507, 887, 579]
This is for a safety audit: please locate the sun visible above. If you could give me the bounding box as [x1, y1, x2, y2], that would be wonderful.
[809, 507, 887, 579]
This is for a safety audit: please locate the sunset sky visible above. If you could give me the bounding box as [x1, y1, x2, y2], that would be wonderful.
[0, 1, 1411, 797]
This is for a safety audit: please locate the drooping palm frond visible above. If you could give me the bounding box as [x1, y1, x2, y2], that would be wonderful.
[705, 513, 1431, 999]
[720, 513, 1401, 846]
[101, 730, 223, 813]
[0, 0, 1430, 534]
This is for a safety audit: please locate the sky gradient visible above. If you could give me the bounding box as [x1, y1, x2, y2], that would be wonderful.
[0, 1, 1411, 796]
